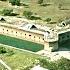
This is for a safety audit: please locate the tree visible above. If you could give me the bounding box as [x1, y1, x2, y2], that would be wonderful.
[58, 4, 62, 10]
[0, 0, 7, 1]
[39, 58, 70, 70]
[15, 0, 20, 6]
[56, 58, 70, 70]
[23, 11, 33, 19]
[9, 0, 20, 6]
[29, 15, 41, 20]
[2, 9, 18, 16]
[0, 47, 7, 54]
[9, 0, 15, 5]
[45, 18, 51, 23]
[39, 58, 57, 70]
[38, 0, 43, 4]
[58, 18, 63, 23]
[2, 9, 13, 16]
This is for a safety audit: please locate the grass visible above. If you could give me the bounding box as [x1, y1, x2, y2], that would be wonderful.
[0, 0, 70, 24]
[0, 34, 44, 52]
[0, 45, 44, 70]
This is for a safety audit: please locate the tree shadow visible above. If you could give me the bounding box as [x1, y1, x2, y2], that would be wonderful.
[60, 8, 70, 10]
[20, 3, 29, 8]
[40, 3, 52, 7]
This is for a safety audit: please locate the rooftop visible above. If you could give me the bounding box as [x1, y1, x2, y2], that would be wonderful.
[0, 16, 70, 38]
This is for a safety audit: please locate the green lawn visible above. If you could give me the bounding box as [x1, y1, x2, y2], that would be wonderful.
[0, 44, 69, 70]
[0, 34, 44, 52]
[0, 45, 44, 70]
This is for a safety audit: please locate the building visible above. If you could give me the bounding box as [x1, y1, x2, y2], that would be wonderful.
[0, 16, 70, 52]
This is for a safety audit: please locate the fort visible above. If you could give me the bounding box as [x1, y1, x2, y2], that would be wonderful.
[0, 16, 70, 52]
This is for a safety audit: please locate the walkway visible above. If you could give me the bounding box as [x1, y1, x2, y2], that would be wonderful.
[0, 59, 11, 70]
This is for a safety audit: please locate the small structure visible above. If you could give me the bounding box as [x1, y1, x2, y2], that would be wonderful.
[0, 18, 6, 22]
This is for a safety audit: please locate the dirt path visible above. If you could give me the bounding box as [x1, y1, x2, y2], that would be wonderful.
[36, 48, 70, 61]
[0, 59, 11, 70]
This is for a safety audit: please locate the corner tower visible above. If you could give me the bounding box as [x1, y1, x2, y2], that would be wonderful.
[44, 30, 58, 51]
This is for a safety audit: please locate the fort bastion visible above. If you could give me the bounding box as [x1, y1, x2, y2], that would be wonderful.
[0, 16, 70, 51]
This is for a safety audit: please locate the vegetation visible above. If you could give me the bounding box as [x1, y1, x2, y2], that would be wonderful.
[0, 46, 14, 56]
[39, 57, 70, 70]
[0, 0, 7, 1]
[23, 11, 33, 19]
[0, 46, 70, 70]
[45, 18, 51, 23]
[1, 8, 18, 16]
[0, 0, 70, 23]
[0, 45, 42, 70]
[23, 11, 41, 20]
[58, 4, 63, 10]
[30, 15, 41, 20]
[2, 9, 13, 16]
[38, 0, 43, 4]
[0, 0, 70, 70]
[9, 0, 20, 6]
[0, 47, 7, 54]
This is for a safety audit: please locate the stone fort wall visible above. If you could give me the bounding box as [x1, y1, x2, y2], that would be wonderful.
[0, 24, 69, 51]
[0, 25, 44, 44]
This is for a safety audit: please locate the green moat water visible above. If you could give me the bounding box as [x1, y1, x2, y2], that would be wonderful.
[0, 34, 44, 52]
[58, 40, 70, 50]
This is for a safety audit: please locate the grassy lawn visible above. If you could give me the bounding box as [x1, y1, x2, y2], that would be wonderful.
[0, 44, 44, 70]
[0, 34, 44, 52]
[0, 44, 70, 70]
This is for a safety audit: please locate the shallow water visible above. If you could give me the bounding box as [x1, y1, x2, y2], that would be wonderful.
[0, 34, 44, 52]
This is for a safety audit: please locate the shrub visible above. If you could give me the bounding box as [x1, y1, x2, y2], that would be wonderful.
[39, 58, 57, 70]
[0, 47, 7, 54]
[58, 4, 62, 10]
[45, 18, 51, 23]
[58, 18, 63, 23]
[40, 3, 47, 6]
[38, 0, 43, 4]
[0, 46, 14, 56]
[6, 49, 14, 56]
[9, 0, 20, 6]
[56, 58, 70, 70]
[2, 9, 13, 16]
[2, 9, 18, 16]
[30, 16, 41, 20]
[39, 58, 70, 70]
[23, 11, 33, 19]
[9, 13, 18, 16]
[21, 3, 29, 7]
[23, 11, 41, 20]
[0, 0, 7, 1]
